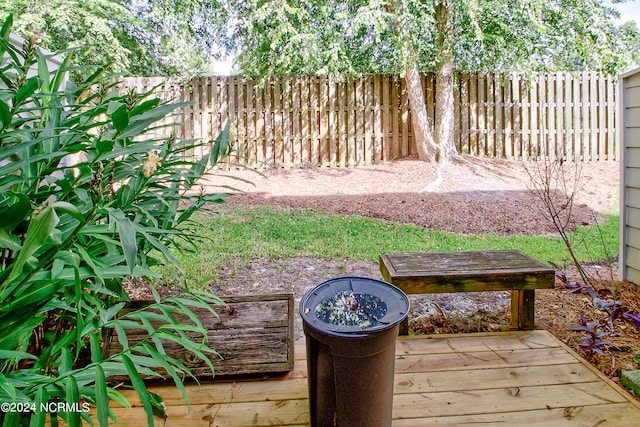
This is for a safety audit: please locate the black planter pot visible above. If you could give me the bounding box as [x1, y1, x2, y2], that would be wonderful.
[300, 276, 410, 427]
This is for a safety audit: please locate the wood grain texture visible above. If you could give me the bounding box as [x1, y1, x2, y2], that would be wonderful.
[379, 250, 555, 293]
[379, 250, 554, 331]
[118, 73, 618, 169]
[94, 331, 640, 426]
[105, 294, 294, 378]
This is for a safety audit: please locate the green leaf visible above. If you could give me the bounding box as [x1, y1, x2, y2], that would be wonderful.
[0, 230, 21, 251]
[96, 139, 115, 156]
[210, 120, 231, 165]
[2, 410, 19, 427]
[128, 98, 160, 116]
[14, 76, 39, 106]
[37, 51, 51, 96]
[118, 102, 187, 140]
[149, 392, 167, 421]
[141, 344, 189, 405]
[108, 208, 137, 274]
[110, 103, 129, 134]
[65, 376, 80, 427]
[113, 322, 130, 351]
[52, 201, 84, 222]
[50, 52, 73, 94]
[120, 354, 154, 427]
[0, 151, 68, 178]
[30, 387, 47, 427]
[0, 378, 16, 408]
[1, 14, 12, 39]
[106, 388, 132, 410]
[158, 323, 205, 333]
[59, 347, 72, 376]
[94, 365, 109, 427]
[5, 206, 59, 284]
[0, 192, 31, 231]
[0, 349, 37, 361]
[139, 230, 177, 266]
[0, 99, 11, 129]
[100, 302, 126, 325]
[89, 334, 103, 364]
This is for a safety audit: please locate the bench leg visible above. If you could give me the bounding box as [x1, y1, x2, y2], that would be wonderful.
[510, 290, 536, 330]
[399, 317, 409, 335]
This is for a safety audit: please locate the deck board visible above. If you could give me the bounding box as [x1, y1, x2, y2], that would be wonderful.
[100, 330, 640, 426]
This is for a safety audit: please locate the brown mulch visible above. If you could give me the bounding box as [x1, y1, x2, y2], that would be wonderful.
[209, 156, 618, 236]
[139, 157, 639, 396]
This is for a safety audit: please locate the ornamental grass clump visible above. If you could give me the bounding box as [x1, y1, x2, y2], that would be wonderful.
[0, 15, 234, 427]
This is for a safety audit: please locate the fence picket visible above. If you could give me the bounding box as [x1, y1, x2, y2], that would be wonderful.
[511, 73, 521, 160]
[365, 76, 374, 164]
[309, 76, 318, 165]
[607, 77, 616, 160]
[590, 71, 598, 161]
[563, 72, 573, 161]
[373, 74, 382, 162]
[598, 74, 606, 160]
[459, 74, 469, 156]
[468, 74, 478, 156]
[382, 75, 391, 160]
[327, 76, 336, 166]
[573, 75, 581, 160]
[477, 73, 487, 156]
[400, 77, 410, 158]
[338, 80, 347, 167]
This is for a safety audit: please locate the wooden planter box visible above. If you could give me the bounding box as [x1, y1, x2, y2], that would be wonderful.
[105, 293, 294, 378]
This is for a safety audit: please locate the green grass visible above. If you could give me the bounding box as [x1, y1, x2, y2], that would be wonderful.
[163, 204, 619, 286]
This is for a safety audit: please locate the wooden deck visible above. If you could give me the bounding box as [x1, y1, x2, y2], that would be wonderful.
[105, 330, 640, 426]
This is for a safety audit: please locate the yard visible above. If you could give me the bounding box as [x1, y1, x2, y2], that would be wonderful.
[5, 3, 640, 423]
[129, 156, 640, 396]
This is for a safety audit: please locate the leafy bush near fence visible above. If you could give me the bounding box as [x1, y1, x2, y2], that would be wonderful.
[0, 15, 232, 427]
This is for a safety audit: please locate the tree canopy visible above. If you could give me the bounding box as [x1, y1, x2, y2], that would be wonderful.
[226, 0, 639, 77]
[0, 0, 227, 76]
[224, 0, 640, 162]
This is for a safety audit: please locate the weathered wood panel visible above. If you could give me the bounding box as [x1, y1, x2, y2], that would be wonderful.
[379, 250, 555, 293]
[379, 250, 555, 331]
[105, 294, 294, 378]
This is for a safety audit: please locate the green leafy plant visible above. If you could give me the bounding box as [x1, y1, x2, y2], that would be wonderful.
[0, 15, 234, 426]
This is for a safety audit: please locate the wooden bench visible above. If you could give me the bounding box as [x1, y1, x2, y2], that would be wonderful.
[379, 250, 555, 333]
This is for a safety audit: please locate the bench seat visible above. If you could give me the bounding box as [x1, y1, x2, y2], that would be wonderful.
[379, 250, 555, 332]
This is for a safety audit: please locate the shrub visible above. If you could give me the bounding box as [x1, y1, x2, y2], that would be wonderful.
[0, 15, 232, 426]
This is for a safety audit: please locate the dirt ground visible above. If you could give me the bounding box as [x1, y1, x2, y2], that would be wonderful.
[141, 156, 640, 393]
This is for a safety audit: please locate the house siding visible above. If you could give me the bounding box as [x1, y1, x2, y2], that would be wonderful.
[620, 68, 640, 283]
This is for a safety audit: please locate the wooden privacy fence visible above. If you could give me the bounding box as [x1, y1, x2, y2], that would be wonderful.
[119, 72, 617, 168]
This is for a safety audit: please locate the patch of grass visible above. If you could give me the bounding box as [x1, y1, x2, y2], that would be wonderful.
[163, 205, 619, 286]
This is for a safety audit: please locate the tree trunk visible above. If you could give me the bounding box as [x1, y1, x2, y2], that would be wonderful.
[435, 0, 457, 163]
[405, 58, 437, 162]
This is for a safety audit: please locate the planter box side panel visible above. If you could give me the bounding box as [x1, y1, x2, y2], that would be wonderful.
[105, 294, 294, 379]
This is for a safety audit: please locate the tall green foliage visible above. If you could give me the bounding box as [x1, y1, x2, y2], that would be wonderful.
[227, 0, 638, 76]
[0, 0, 227, 76]
[0, 15, 232, 426]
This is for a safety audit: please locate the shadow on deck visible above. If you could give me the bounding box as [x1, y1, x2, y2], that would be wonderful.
[104, 330, 640, 426]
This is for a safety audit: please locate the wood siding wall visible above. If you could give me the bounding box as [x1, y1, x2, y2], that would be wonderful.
[120, 72, 617, 168]
[621, 68, 640, 284]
